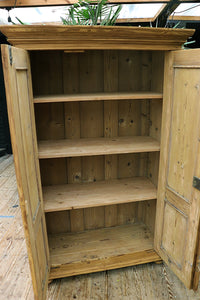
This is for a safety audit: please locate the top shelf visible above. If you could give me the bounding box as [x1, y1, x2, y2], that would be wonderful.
[34, 92, 163, 104]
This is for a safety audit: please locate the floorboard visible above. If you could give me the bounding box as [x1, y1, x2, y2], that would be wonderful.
[0, 155, 199, 300]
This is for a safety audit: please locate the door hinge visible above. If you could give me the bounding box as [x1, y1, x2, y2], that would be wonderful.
[8, 45, 12, 66]
[193, 176, 200, 191]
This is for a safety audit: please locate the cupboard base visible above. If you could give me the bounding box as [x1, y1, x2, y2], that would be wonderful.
[48, 223, 161, 280]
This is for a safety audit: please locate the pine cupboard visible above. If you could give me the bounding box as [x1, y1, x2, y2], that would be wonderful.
[1, 25, 200, 300]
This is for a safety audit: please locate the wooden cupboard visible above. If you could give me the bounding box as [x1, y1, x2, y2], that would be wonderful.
[1, 25, 200, 300]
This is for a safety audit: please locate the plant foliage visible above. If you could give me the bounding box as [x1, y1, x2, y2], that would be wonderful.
[61, 0, 122, 26]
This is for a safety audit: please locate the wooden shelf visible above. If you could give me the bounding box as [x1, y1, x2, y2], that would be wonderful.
[34, 92, 163, 103]
[38, 136, 160, 159]
[43, 177, 157, 213]
[49, 223, 161, 280]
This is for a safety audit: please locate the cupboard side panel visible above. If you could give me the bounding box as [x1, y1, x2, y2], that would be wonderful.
[148, 52, 163, 188]
[154, 51, 174, 251]
[147, 99, 162, 187]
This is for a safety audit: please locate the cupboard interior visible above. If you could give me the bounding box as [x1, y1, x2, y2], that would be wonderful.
[30, 49, 164, 278]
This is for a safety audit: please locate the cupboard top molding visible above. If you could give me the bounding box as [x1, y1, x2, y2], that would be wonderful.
[0, 25, 195, 51]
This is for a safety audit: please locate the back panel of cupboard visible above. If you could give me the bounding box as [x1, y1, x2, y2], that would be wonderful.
[30, 50, 164, 234]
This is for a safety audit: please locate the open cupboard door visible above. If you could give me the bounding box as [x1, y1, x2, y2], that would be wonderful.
[155, 49, 200, 290]
[1, 45, 49, 299]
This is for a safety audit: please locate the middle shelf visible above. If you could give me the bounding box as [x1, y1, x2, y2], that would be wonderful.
[38, 136, 160, 159]
[43, 177, 157, 212]
[33, 91, 163, 103]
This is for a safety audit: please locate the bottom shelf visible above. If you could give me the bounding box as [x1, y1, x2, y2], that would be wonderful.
[49, 223, 161, 280]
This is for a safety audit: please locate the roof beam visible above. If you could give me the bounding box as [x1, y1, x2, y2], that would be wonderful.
[154, 0, 180, 27]
[0, 0, 197, 7]
[0, 0, 171, 8]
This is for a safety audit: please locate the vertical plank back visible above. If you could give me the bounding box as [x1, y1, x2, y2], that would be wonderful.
[31, 51, 70, 235]
[79, 51, 105, 229]
[104, 50, 119, 227]
[63, 52, 84, 232]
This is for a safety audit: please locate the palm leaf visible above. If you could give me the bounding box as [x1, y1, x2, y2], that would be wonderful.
[61, 0, 121, 26]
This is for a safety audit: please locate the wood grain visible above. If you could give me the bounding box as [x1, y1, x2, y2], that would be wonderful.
[1, 45, 49, 299]
[155, 49, 200, 289]
[48, 223, 160, 279]
[1, 156, 199, 299]
[104, 50, 119, 228]
[63, 52, 84, 233]
[43, 177, 157, 212]
[38, 136, 160, 159]
[34, 92, 163, 103]
[0, 25, 194, 51]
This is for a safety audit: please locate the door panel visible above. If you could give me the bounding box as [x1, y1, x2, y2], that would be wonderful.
[155, 49, 200, 289]
[161, 199, 188, 268]
[1, 45, 49, 299]
[168, 68, 200, 200]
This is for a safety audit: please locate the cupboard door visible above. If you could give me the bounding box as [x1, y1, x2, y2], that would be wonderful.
[1, 45, 49, 299]
[155, 49, 200, 289]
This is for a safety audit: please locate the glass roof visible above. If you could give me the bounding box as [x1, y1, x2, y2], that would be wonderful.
[117, 4, 164, 20]
[172, 4, 200, 17]
[0, 3, 199, 25]
[0, 3, 164, 24]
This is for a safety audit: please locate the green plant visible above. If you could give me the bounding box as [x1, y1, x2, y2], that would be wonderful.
[61, 0, 122, 26]
[11, 16, 29, 25]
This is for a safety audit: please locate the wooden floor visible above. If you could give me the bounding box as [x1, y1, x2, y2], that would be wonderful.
[0, 155, 199, 300]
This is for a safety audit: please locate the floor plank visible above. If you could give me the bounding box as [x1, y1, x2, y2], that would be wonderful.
[0, 155, 34, 300]
[0, 155, 199, 300]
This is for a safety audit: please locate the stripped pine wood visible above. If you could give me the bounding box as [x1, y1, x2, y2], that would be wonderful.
[43, 177, 157, 212]
[48, 223, 160, 280]
[2, 45, 49, 299]
[0, 156, 199, 299]
[2, 27, 200, 295]
[63, 52, 84, 233]
[79, 50, 105, 231]
[40, 158, 67, 186]
[47, 263, 200, 300]
[34, 92, 163, 103]
[38, 136, 160, 159]
[31, 51, 71, 238]
[146, 53, 163, 191]
[151, 52, 164, 93]
[134, 51, 156, 232]
[155, 49, 200, 289]
[82, 156, 105, 230]
[104, 50, 119, 228]
[117, 51, 152, 230]
[0, 25, 194, 51]
[140, 51, 152, 92]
